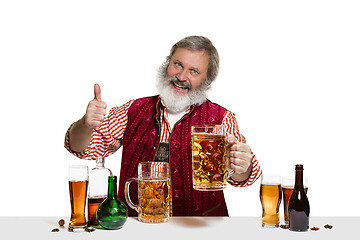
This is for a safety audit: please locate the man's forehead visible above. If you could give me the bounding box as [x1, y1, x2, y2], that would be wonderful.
[172, 47, 208, 57]
[171, 48, 209, 68]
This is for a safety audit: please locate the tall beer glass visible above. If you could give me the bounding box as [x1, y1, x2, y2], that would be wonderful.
[282, 176, 308, 225]
[68, 165, 88, 232]
[260, 174, 282, 228]
[191, 125, 227, 191]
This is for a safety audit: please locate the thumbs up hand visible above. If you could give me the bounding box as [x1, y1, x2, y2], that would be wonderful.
[84, 83, 107, 129]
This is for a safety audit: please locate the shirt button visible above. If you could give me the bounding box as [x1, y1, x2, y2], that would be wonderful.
[153, 146, 156, 150]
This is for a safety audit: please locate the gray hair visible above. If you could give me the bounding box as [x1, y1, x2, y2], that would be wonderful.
[166, 36, 220, 86]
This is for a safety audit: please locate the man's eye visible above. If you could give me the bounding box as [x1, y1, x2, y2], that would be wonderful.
[191, 70, 199, 75]
[174, 62, 182, 68]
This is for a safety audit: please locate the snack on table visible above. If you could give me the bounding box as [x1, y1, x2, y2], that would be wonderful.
[280, 224, 289, 229]
[58, 219, 65, 227]
[324, 224, 333, 229]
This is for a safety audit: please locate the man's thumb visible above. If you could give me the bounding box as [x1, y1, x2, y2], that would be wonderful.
[94, 83, 102, 101]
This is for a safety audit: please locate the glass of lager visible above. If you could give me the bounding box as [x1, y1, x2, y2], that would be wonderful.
[125, 162, 171, 223]
[260, 174, 282, 228]
[191, 124, 228, 191]
[68, 165, 89, 232]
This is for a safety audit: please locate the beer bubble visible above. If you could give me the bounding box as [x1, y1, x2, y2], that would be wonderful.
[193, 161, 201, 171]
[154, 207, 165, 215]
[149, 199, 162, 208]
[152, 181, 162, 189]
[199, 174, 210, 183]
[144, 207, 154, 215]
[199, 152, 209, 163]
[155, 189, 164, 199]
[139, 181, 147, 189]
[193, 142, 202, 151]
[203, 163, 215, 172]
[143, 188, 153, 199]
[211, 173, 223, 182]
[201, 141, 216, 152]
[212, 152, 222, 162]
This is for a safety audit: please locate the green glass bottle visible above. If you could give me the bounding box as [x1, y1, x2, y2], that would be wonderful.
[96, 175, 128, 230]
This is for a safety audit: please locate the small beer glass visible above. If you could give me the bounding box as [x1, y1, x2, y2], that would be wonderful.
[260, 174, 282, 228]
[125, 162, 170, 223]
[191, 124, 228, 191]
[68, 165, 89, 232]
[282, 176, 308, 225]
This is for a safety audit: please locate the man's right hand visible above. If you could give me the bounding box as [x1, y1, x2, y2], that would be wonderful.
[83, 83, 107, 129]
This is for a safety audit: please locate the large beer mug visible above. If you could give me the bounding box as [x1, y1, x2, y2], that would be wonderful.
[191, 124, 228, 191]
[260, 174, 282, 228]
[125, 162, 170, 223]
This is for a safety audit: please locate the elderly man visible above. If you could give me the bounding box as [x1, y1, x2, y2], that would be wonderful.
[65, 36, 261, 216]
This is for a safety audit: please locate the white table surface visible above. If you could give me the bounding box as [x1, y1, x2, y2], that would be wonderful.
[1, 216, 358, 240]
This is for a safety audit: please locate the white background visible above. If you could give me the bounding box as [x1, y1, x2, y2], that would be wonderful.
[1, 0, 359, 217]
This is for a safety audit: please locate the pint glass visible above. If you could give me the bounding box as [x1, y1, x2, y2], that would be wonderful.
[191, 125, 227, 191]
[260, 174, 282, 228]
[125, 162, 170, 223]
[282, 176, 308, 224]
[68, 165, 88, 231]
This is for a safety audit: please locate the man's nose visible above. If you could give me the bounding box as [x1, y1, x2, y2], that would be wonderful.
[177, 69, 188, 81]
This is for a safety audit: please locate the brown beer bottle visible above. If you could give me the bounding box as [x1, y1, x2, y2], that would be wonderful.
[288, 164, 310, 231]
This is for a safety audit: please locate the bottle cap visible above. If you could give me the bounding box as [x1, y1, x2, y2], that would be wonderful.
[295, 164, 303, 170]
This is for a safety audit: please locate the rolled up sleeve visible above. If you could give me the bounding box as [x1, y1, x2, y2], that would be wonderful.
[222, 110, 262, 187]
[64, 99, 134, 160]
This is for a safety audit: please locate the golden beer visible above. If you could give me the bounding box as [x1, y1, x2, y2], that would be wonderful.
[260, 183, 282, 228]
[125, 162, 171, 223]
[69, 180, 88, 227]
[138, 178, 170, 222]
[192, 133, 227, 191]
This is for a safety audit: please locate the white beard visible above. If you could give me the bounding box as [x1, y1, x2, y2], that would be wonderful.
[156, 63, 210, 113]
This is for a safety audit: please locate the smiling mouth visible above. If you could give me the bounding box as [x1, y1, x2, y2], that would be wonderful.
[170, 77, 191, 90]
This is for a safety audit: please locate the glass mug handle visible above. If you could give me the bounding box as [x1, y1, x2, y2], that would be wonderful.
[227, 169, 235, 178]
[124, 178, 139, 213]
[225, 135, 235, 178]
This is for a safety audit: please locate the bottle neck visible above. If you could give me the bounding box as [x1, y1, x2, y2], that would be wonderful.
[107, 175, 117, 198]
[96, 157, 105, 168]
[295, 169, 304, 189]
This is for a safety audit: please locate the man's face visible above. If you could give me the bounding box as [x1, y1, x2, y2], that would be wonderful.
[156, 47, 211, 113]
[166, 48, 209, 94]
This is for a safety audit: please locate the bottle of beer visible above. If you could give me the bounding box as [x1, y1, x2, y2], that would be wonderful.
[87, 157, 112, 227]
[288, 164, 310, 232]
[97, 175, 128, 230]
